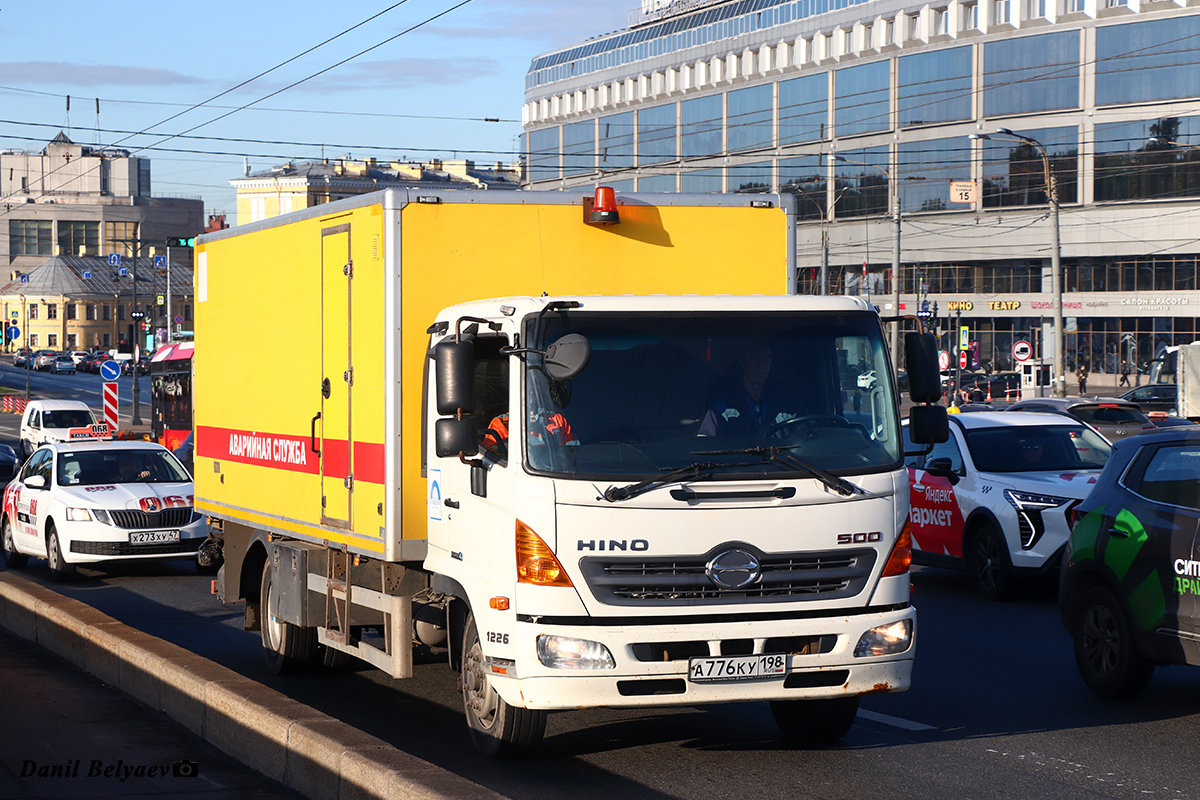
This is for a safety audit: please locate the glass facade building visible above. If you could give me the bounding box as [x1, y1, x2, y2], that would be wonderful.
[524, 0, 1200, 379]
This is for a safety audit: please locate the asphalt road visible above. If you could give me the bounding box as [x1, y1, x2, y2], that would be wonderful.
[3, 371, 1200, 799]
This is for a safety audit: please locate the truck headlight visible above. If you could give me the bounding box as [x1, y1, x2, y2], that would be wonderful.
[536, 635, 615, 670]
[854, 620, 913, 657]
[64, 507, 93, 522]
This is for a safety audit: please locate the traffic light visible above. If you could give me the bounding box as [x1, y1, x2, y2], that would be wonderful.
[130, 311, 146, 320]
[166, 236, 196, 247]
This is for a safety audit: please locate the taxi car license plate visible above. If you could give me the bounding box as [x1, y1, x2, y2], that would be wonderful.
[129, 530, 180, 545]
[689, 653, 787, 683]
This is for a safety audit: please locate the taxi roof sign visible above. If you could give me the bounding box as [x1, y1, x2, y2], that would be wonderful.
[67, 423, 112, 441]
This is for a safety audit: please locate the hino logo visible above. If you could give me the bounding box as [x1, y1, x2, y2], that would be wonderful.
[578, 539, 649, 551]
[706, 548, 761, 589]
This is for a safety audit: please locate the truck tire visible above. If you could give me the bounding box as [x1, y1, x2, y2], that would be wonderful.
[967, 522, 1013, 600]
[770, 696, 859, 744]
[1073, 586, 1154, 698]
[46, 524, 75, 579]
[260, 561, 317, 674]
[2, 516, 27, 569]
[461, 614, 545, 757]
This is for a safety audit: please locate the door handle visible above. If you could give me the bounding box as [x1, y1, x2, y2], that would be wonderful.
[1106, 526, 1128, 538]
[311, 412, 322, 457]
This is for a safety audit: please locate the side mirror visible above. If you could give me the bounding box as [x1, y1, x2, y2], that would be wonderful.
[24, 474, 46, 490]
[435, 418, 479, 459]
[543, 333, 590, 381]
[908, 405, 949, 444]
[433, 338, 475, 416]
[905, 332, 942, 404]
[924, 457, 960, 485]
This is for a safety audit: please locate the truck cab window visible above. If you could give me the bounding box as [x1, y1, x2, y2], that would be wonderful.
[474, 336, 511, 462]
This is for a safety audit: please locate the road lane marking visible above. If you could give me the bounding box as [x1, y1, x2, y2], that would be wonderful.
[858, 709, 937, 731]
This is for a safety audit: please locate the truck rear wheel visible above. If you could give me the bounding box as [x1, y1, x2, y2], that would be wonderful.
[461, 614, 545, 757]
[260, 561, 317, 674]
[770, 696, 859, 744]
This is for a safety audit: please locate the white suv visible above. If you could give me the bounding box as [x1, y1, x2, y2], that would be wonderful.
[902, 411, 1112, 599]
[19, 400, 108, 459]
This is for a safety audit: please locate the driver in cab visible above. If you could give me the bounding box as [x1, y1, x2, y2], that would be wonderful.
[698, 341, 804, 438]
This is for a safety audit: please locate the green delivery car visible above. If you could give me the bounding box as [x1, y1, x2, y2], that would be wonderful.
[1061, 428, 1200, 697]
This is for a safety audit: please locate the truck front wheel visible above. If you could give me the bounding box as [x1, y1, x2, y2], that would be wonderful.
[461, 614, 545, 757]
[260, 561, 316, 674]
[770, 696, 859, 744]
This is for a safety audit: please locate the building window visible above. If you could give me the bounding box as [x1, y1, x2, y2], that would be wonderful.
[9, 220, 52, 256]
[963, 3, 979, 29]
[1025, 0, 1047, 18]
[67, 334, 76, 348]
[681, 95, 723, 159]
[981, 125, 1079, 208]
[102, 333, 111, 348]
[28, 304, 38, 320]
[562, 120, 595, 177]
[984, 32, 1080, 115]
[528, 126, 561, 181]
[934, 9, 948, 35]
[727, 84, 773, 153]
[779, 74, 829, 145]
[992, 0, 1011, 25]
[46, 303, 57, 320]
[118, 305, 126, 321]
[1064, 0, 1085, 11]
[835, 61, 890, 137]
[900, 47, 972, 125]
[28, 333, 38, 347]
[884, 19, 894, 45]
[1097, 17, 1200, 105]
[86, 304, 96, 321]
[66, 303, 77, 321]
[102, 304, 111, 321]
[638, 103, 677, 165]
[909, 13, 921, 40]
[1095, 116, 1200, 202]
[184, 305, 193, 322]
[104, 222, 137, 257]
[47, 334, 57, 348]
[58, 221, 99, 256]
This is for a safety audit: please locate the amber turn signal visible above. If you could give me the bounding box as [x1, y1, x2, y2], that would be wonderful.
[516, 520, 573, 586]
[881, 523, 913, 577]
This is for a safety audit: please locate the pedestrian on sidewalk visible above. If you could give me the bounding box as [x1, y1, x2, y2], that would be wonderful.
[1119, 358, 1131, 387]
[1077, 362, 1089, 395]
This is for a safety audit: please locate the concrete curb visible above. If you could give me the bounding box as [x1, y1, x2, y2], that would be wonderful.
[0, 572, 506, 800]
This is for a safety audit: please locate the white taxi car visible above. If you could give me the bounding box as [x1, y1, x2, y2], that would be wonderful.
[902, 411, 1111, 599]
[0, 441, 208, 577]
[18, 400, 109, 460]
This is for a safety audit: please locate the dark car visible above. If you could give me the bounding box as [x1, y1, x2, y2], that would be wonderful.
[1006, 396, 1155, 443]
[1061, 427, 1200, 697]
[1120, 383, 1177, 415]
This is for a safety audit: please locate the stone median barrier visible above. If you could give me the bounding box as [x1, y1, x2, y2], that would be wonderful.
[0, 571, 506, 800]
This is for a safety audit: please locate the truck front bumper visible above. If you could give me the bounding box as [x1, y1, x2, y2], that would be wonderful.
[493, 605, 915, 710]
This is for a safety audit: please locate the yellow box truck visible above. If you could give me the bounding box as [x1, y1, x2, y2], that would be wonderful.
[195, 187, 943, 756]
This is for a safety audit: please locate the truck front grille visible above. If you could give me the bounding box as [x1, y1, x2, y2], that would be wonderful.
[580, 547, 877, 606]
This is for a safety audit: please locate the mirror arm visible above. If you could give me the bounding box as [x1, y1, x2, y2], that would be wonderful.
[454, 316, 501, 342]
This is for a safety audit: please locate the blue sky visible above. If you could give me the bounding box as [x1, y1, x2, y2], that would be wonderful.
[0, 0, 631, 223]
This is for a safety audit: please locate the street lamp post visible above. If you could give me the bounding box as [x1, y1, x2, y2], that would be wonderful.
[969, 129, 1065, 397]
[828, 154, 903, 369]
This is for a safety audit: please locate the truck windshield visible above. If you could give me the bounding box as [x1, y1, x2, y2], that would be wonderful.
[522, 311, 901, 479]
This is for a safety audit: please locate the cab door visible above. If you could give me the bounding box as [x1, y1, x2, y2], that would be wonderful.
[12, 449, 51, 555]
[321, 224, 352, 528]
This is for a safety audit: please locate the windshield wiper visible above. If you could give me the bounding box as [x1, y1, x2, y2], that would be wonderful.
[601, 460, 758, 503]
[692, 445, 862, 497]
